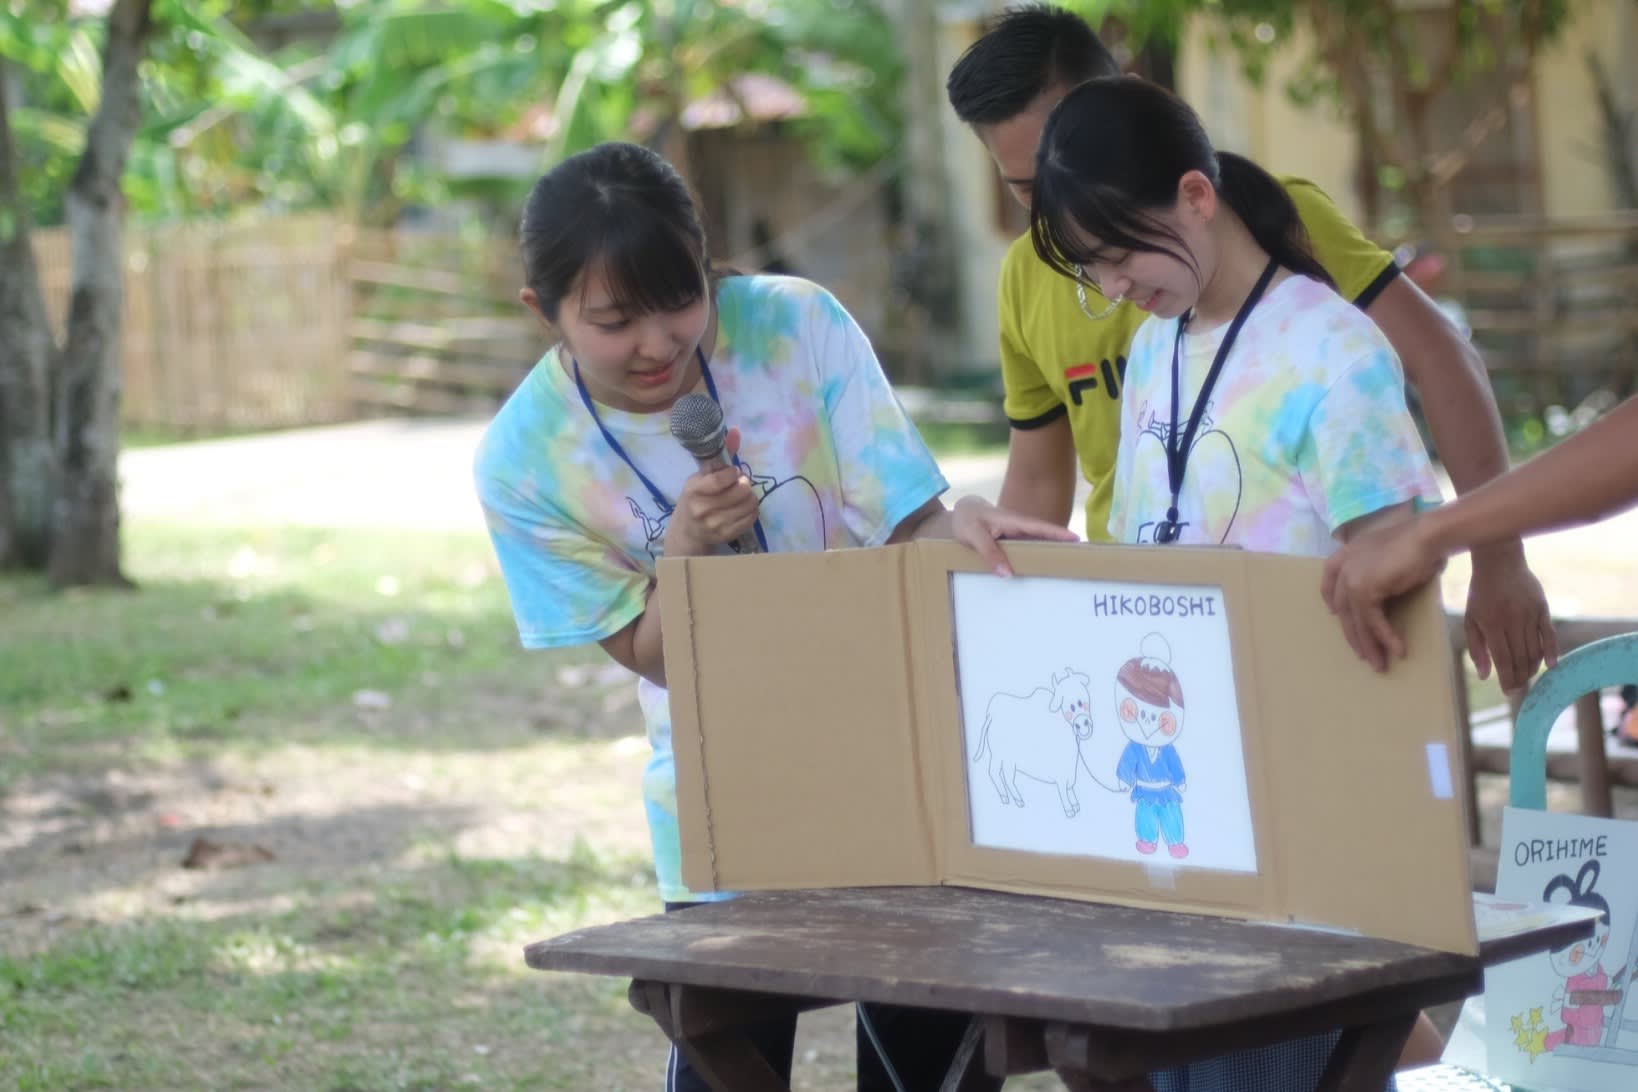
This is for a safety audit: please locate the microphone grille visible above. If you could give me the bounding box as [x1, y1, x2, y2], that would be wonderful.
[669, 393, 725, 459]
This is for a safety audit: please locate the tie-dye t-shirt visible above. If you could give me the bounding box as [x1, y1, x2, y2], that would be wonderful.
[473, 274, 948, 902]
[1109, 273, 1439, 555]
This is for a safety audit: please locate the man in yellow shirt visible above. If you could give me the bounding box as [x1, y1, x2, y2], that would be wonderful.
[945, 2, 1553, 693]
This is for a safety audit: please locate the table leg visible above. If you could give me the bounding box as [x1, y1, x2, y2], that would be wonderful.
[1053, 1074, 1156, 1092]
[628, 979, 814, 1092]
[937, 1015, 1004, 1092]
[983, 1015, 1047, 1075]
[1042, 1022, 1157, 1092]
[1312, 1011, 1419, 1092]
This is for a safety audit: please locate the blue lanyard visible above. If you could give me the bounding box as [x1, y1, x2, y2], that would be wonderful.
[1155, 258, 1278, 544]
[571, 346, 770, 553]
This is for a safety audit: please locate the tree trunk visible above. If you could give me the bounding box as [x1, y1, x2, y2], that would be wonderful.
[48, 0, 154, 588]
[1587, 50, 1638, 211]
[884, 0, 960, 379]
[1404, 164, 1446, 236]
[0, 61, 60, 569]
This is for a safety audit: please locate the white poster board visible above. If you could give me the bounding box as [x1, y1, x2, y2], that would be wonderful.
[950, 573, 1258, 874]
[1483, 806, 1638, 1089]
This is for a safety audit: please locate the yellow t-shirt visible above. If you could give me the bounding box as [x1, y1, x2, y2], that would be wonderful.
[998, 177, 1399, 541]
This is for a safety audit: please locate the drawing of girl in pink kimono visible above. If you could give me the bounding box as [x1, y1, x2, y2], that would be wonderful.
[1542, 861, 1620, 1051]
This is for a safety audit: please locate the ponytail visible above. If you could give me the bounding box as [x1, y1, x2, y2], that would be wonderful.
[1034, 79, 1340, 293]
[1214, 153, 1332, 288]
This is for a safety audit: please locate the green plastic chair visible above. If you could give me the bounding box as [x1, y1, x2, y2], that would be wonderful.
[1509, 634, 1638, 810]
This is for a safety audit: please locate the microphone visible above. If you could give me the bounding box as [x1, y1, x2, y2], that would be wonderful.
[668, 393, 762, 555]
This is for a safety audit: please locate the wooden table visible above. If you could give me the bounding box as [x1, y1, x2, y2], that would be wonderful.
[525, 886, 1593, 1092]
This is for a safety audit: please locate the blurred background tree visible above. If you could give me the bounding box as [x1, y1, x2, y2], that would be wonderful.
[0, 0, 908, 588]
[7, 0, 903, 230]
[1072, 0, 1575, 232]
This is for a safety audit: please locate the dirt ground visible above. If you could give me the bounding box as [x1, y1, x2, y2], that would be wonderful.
[0, 659, 965, 1089]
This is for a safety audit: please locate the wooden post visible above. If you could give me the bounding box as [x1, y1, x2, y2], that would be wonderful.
[1574, 690, 1614, 817]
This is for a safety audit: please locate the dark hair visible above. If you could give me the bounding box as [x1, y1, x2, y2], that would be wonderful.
[1546, 861, 1614, 932]
[1029, 78, 1330, 291]
[519, 142, 709, 323]
[1117, 657, 1184, 710]
[946, 3, 1119, 126]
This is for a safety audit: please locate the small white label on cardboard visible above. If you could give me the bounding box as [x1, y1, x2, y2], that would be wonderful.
[1426, 742, 1454, 800]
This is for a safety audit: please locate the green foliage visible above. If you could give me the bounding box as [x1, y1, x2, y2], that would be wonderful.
[1057, 0, 1214, 47]
[2, 3, 100, 224]
[2, 0, 904, 228]
[1085, 0, 1572, 84]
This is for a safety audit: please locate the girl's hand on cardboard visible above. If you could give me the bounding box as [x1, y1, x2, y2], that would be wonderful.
[663, 428, 760, 557]
[951, 495, 1079, 577]
[1321, 515, 1444, 672]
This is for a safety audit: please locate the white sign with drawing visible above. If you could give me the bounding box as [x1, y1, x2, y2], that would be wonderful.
[950, 573, 1258, 874]
[1485, 806, 1638, 1090]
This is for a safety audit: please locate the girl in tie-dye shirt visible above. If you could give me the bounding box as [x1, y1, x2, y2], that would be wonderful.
[1030, 79, 1439, 561]
[1029, 79, 1441, 1091]
[474, 142, 1068, 1092]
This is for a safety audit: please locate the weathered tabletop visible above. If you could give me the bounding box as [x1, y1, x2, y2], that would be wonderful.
[525, 886, 1592, 1092]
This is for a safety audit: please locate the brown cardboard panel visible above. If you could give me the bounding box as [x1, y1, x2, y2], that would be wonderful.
[913, 542, 1278, 919]
[943, 847, 1268, 916]
[1241, 552, 1477, 955]
[657, 555, 715, 888]
[658, 548, 937, 893]
[662, 541, 1475, 953]
[945, 872, 1272, 925]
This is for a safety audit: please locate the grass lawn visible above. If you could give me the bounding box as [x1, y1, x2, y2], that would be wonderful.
[0, 521, 736, 1091]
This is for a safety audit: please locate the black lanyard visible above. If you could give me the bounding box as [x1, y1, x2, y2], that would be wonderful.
[571, 346, 771, 553]
[1155, 258, 1279, 544]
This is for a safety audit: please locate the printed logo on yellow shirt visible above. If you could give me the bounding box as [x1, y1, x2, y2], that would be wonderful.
[1064, 357, 1127, 406]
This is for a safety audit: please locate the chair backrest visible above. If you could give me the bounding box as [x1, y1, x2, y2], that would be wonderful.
[1510, 633, 1638, 810]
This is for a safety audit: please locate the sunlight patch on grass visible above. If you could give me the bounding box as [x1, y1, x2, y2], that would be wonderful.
[0, 520, 610, 792]
[213, 926, 348, 978]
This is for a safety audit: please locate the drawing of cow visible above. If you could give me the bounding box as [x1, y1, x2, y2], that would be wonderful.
[971, 669, 1095, 817]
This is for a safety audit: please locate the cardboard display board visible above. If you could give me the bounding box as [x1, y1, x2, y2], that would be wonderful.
[658, 541, 1477, 955]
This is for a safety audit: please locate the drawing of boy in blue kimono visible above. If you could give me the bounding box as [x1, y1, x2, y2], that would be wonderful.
[1114, 633, 1189, 859]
